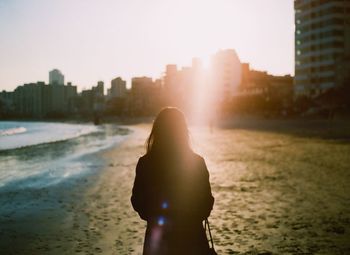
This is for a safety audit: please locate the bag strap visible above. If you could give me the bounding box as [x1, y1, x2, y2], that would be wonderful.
[205, 219, 215, 250]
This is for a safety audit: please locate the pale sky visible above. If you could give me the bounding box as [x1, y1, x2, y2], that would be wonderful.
[0, 0, 294, 91]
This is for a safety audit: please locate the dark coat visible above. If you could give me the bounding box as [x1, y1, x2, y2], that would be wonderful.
[131, 151, 214, 255]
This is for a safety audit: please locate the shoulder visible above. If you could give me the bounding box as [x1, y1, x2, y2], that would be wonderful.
[191, 152, 205, 164]
[135, 154, 148, 171]
[187, 152, 207, 171]
[138, 153, 154, 162]
[138, 154, 148, 162]
[136, 153, 155, 170]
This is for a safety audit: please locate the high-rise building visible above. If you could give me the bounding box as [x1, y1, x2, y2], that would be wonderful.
[0, 90, 14, 115]
[108, 77, 127, 98]
[131, 77, 154, 94]
[93, 81, 104, 96]
[130, 77, 157, 114]
[294, 0, 350, 97]
[211, 49, 242, 100]
[91, 81, 105, 112]
[49, 69, 64, 85]
[164, 65, 178, 91]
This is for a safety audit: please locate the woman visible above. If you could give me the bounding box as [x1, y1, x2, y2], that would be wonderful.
[131, 107, 215, 255]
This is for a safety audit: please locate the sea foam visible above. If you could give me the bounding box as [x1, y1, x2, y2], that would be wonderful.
[0, 121, 98, 151]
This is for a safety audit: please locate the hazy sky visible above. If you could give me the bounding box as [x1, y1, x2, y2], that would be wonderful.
[0, 0, 294, 91]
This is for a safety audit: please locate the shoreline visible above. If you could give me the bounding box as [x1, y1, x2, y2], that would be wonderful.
[0, 123, 131, 190]
[0, 124, 138, 254]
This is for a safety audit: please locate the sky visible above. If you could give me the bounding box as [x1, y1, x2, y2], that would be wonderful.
[0, 0, 294, 91]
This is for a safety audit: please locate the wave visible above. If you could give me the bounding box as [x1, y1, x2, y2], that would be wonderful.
[0, 121, 99, 151]
[0, 127, 27, 136]
[0, 124, 131, 189]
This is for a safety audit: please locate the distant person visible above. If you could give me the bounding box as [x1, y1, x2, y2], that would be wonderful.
[93, 113, 100, 125]
[131, 107, 214, 255]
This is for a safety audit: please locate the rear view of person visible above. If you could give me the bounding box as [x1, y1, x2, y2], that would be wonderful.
[131, 107, 214, 255]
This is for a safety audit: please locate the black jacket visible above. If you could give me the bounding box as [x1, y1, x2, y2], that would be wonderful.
[131, 151, 214, 255]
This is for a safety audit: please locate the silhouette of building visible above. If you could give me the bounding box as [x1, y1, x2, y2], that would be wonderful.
[79, 89, 94, 115]
[105, 77, 128, 116]
[294, 0, 350, 97]
[164, 65, 178, 91]
[10, 81, 77, 118]
[49, 69, 64, 85]
[0, 90, 14, 116]
[76, 81, 106, 116]
[92, 81, 105, 112]
[108, 77, 127, 98]
[240, 65, 270, 95]
[131, 77, 153, 94]
[92, 81, 104, 96]
[211, 49, 242, 100]
[47, 69, 75, 115]
[162, 59, 208, 114]
[130, 77, 161, 115]
[238, 63, 294, 115]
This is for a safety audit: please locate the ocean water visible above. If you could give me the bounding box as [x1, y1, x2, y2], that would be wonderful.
[0, 121, 99, 150]
[0, 121, 130, 190]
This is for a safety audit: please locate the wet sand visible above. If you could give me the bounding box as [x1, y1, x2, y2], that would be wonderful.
[1, 122, 350, 254]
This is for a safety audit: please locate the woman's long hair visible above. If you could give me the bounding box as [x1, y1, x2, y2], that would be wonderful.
[146, 107, 191, 156]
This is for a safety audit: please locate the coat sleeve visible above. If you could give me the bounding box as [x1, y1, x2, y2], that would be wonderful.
[131, 157, 149, 221]
[197, 157, 215, 220]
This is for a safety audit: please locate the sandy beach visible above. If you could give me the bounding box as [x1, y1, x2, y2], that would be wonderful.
[1, 121, 350, 254]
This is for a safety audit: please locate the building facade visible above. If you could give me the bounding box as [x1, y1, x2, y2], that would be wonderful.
[0, 90, 14, 116]
[238, 63, 294, 115]
[11, 82, 77, 118]
[130, 77, 161, 115]
[49, 69, 65, 85]
[294, 0, 350, 97]
[108, 77, 127, 98]
[211, 49, 242, 100]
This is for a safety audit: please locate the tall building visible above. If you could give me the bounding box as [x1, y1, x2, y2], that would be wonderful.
[294, 0, 350, 97]
[131, 77, 154, 94]
[49, 69, 64, 85]
[211, 49, 242, 100]
[91, 81, 105, 112]
[130, 77, 158, 114]
[108, 77, 126, 98]
[164, 65, 178, 90]
[0, 90, 14, 115]
[93, 81, 104, 96]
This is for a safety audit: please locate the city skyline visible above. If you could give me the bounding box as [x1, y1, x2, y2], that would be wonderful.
[0, 0, 294, 91]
